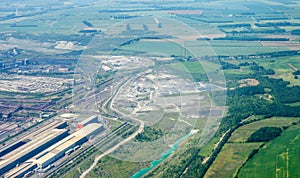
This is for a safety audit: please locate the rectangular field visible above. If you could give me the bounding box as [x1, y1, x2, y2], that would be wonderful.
[238, 124, 300, 178]
[204, 142, 262, 178]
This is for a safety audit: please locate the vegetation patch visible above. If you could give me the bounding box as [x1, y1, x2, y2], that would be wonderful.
[86, 156, 149, 178]
[247, 127, 282, 142]
[136, 127, 163, 142]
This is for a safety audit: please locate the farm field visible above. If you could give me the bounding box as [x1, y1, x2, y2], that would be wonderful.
[204, 142, 262, 178]
[115, 38, 293, 58]
[238, 123, 300, 178]
[167, 61, 206, 74]
[222, 55, 300, 86]
[213, 46, 288, 56]
[204, 117, 300, 178]
[244, 56, 300, 86]
[118, 41, 193, 57]
[165, 60, 223, 83]
[228, 117, 300, 143]
[185, 40, 290, 56]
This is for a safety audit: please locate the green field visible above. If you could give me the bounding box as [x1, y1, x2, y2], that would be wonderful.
[118, 41, 193, 57]
[114, 38, 290, 57]
[228, 117, 300, 143]
[184, 40, 279, 56]
[85, 156, 149, 178]
[223, 55, 300, 86]
[204, 143, 262, 178]
[0, 2, 126, 34]
[253, 56, 300, 86]
[165, 60, 222, 82]
[238, 124, 300, 178]
[213, 46, 289, 56]
[167, 61, 206, 74]
[199, 136, 221, 157]
[204, 117, 300, 178]
[224, 67, 252, 75]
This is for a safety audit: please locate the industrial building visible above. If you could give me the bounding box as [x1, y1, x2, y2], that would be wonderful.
[0, 128, 68, 174]
[1, 116, 105, 177]
[3, 162, 37, 178]
[33, 123, 104, 169]
[77, 115, 98, 128]
[0, 120, 67, 174]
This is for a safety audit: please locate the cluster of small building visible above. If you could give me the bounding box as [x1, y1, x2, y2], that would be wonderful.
[0, 48, 74, 76]
[0, 104, 22, 121]
[0, 99, 55, 119]
[0, 116, 104, 177]
[0, 74, 73, 93]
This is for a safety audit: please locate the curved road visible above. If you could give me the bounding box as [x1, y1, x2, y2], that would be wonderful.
[80, 120, 144, 178]
[80, 71, 152, 178]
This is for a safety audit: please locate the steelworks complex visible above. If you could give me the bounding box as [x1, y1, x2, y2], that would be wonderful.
[0, 116, 104, 178]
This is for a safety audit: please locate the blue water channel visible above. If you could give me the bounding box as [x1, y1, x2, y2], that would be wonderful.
[131, 131, 194, 178]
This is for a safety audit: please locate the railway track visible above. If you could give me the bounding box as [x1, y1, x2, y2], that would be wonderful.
[43, 121, 130, 177]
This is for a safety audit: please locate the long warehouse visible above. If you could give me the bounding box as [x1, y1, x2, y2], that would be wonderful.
[0, 127, 68, 174]
[33, 123, 104, 169]
[2, 116, 105, 177]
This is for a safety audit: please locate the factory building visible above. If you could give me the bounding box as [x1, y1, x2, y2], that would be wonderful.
[33, 123, 104, 169]
[1, 117, 105, 177]
[33, 133, 86, 169]
[3, 162, 37, 178]
[0, 120, 67, 175]
[77, 115, 98, 129]
[0, 128, 68, 174]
